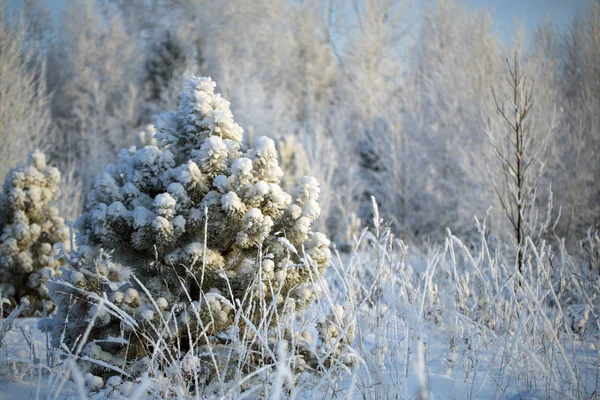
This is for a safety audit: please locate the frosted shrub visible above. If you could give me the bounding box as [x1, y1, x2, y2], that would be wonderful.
[40, 246, 131, 356]
[43, 77, 331, 387]
[0, 150, 68, 315]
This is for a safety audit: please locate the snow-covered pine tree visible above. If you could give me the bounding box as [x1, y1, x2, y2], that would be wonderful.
[0, 150, 68, 315]
[43, 76, 331, 382]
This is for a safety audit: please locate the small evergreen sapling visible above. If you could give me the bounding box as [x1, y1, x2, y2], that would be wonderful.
[43, 77, 332, 383]
[0, 150, 68, 315]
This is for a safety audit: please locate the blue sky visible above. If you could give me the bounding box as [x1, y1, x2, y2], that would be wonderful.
[464, 0, 591, 43]
[8, 0, 594, 45]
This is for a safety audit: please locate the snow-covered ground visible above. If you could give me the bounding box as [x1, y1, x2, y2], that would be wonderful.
[2, 224, 599, 399]
[1, 312, 597, 399]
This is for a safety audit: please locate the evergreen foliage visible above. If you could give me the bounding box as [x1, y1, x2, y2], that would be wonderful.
[43, 76, 331, 381]
[0, 150, 68, 315]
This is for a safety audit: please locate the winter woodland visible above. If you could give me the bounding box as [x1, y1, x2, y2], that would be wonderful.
[0, 0, 599, 398]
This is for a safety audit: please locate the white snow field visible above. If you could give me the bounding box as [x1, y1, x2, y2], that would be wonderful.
[1, 218, 598, 399]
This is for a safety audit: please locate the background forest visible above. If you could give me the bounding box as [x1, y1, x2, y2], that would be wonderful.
[2, 0, 598, 251]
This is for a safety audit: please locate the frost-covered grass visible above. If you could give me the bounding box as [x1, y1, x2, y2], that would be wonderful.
[1, 213, 599, 399]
